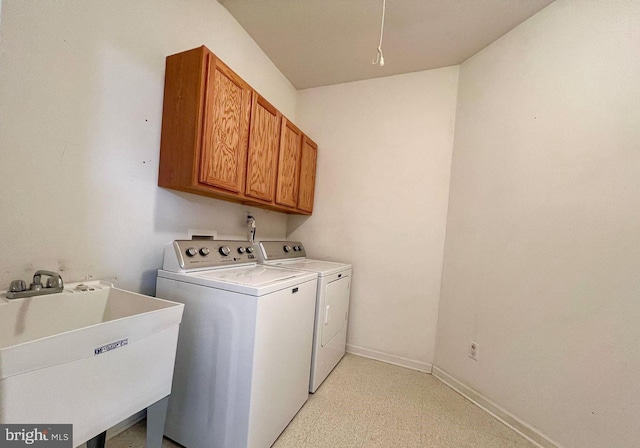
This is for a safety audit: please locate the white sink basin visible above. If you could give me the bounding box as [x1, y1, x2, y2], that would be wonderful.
[0, 280, 184, 447]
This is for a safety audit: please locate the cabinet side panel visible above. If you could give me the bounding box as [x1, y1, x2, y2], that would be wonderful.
[158, 47, 206, 188]
[275, 119, 302, 208]
[200, 59, 251, 193]
[297, 137, 317, 213]
[245, 96, 281, 202]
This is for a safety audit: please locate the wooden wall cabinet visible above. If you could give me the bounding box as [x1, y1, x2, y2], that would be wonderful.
[199, 54, 252, 194]
[245, 94, 282, 202]
[275, 118, 303, 208]
[298, 136, 317, 213]
[158, 45, 317, 215]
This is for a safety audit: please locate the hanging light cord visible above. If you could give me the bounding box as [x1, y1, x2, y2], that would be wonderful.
[372, 0, 386, 67]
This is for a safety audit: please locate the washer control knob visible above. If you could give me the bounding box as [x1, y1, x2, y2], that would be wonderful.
[283, 245, 292, 253]
[219, 246, 231, 256]
[237, 247, 246, 254]
[186, 247, 198, 257]
[199, 247, 210, 256]
[246, 246, 254, 254]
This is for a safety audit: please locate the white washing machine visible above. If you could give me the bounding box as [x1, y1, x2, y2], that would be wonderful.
[257, 241, 352, 393]
[156, 240, 318, 448]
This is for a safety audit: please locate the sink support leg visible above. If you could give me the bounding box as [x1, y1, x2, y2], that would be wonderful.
[86, 431, 106, 448]
[146, 395, 169, 448]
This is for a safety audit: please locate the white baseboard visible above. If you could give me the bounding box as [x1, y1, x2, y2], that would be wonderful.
[432, 366, 564, 448]
[346, 344, 432, 372]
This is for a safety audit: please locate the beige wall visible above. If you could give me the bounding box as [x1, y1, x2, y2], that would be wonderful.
[0, 0, 296, 294]
[289, 68, 459, 369]
[435, 1, 640, 447]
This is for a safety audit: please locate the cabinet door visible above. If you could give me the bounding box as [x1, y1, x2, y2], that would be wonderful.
[275, 118, 303, 208]
[297, 136, 317, 213]
[245, 95, 281, 202]
[199, 54, 252, 193]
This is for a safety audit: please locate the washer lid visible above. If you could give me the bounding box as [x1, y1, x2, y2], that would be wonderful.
[195, 266, 302, 286]
[267, 259, 352, 277]
[157, 265, 317, 296]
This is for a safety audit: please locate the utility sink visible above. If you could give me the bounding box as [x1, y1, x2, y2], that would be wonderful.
[0, 280, 184, 447]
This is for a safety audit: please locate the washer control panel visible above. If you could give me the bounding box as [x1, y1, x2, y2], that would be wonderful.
[168, 240, 256, 271]
[258, 241, 307, 261]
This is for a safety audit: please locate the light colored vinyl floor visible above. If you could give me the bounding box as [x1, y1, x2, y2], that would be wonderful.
[108, 354, 537, 448]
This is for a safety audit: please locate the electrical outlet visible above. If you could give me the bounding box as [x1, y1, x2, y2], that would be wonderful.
[469, 341, 479, 361]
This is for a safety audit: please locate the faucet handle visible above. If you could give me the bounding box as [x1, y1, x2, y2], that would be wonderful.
[45, 277, 58, 288]
[33, 270, 64, 290]
[9, 280, 27, 292]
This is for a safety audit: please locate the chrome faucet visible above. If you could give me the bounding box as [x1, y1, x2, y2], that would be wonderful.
[6, 270, 64, 299]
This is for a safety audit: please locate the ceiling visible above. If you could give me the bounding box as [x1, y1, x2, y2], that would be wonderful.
[219, 0, 554, 89]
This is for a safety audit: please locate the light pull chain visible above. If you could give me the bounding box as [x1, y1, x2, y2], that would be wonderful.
[372, 0, 386, 67]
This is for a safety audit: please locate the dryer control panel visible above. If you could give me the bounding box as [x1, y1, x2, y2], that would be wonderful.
[163, 240, 257, 272]
[258, 241, 307, 261]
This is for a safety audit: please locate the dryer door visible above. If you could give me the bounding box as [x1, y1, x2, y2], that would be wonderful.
[321, 276, 351, 346]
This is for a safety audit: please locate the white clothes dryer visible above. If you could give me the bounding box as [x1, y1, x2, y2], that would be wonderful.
[156, 240, 317, 448]
[257, 241, 352, 393]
